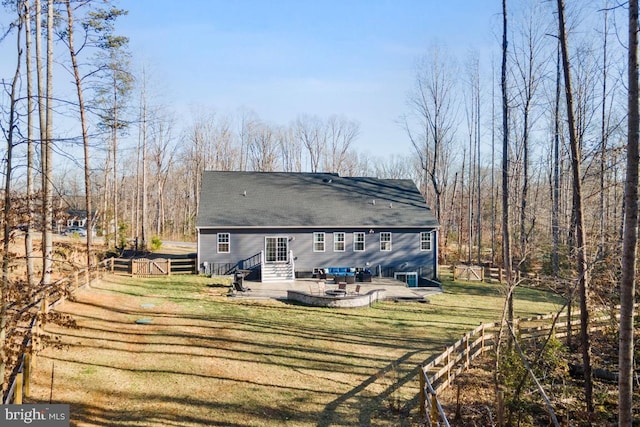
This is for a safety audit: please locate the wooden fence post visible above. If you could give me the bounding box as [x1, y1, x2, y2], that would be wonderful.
[430, 394, 439, 424]
[446, 349, 450, 385]
[497, 390, 504, 427]
[15, 372, 23, 404]
[465, 333, 470, 368]
[419, 367, 426, 419]
[455, 383, 462, 420]
[24, 353, 31, 398]
[31, 320, 38, 371]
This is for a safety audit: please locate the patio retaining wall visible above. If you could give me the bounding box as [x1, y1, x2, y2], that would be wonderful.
[286, 289, 386, 308]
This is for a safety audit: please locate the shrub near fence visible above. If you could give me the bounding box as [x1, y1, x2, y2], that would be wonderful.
[2, 259, 112, 405]
[418, 305, 634, 425]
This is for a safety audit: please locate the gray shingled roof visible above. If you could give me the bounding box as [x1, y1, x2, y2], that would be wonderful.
[196, 171, 439, 229]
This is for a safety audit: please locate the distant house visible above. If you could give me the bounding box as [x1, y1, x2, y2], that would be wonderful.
[65, 209, 89, 228]
[196, 171, 440, 287]
[58, 209, 97, 235]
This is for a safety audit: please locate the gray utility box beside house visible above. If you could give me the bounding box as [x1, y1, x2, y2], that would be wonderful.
[196, 171, 440, 286]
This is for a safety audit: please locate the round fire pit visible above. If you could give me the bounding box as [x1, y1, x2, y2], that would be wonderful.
[325, 289, 347, 297]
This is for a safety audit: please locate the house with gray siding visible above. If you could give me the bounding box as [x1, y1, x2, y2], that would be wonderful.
[196, 171, 439, 287]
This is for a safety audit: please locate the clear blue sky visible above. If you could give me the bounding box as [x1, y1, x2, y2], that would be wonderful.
[119, 1, 501, 157]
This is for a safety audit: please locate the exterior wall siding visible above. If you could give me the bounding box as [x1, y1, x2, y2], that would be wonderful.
[198, 227, 437, 279]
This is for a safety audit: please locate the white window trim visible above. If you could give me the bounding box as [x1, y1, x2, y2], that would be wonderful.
[313, 232, 326, 252]
[333, 232, 345, 252]
[380, 232, 392, 252]
[420, 231, 432, 251]
[353, 232, 365, 252]
[217, 233, 230, 253]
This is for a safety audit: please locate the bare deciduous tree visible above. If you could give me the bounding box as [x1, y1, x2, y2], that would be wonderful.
[277, 125, 302, 172]
[148, 110, 176, 237]
[1, 0, 24, 394]
[556, 0, 594, 412]
[404, 43, 457, 261]
[501, 0, 514, 332]
[511, 0, 549, 268]
[618, 0, 638, 423]
[248, 122, 279, 172]
[295, 114, 325, 173]
[322, 115, 360, 175]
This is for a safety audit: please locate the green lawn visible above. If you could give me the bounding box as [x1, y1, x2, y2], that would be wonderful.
[28, 275, 563, 427]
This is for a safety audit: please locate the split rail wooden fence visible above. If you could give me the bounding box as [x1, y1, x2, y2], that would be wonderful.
[2, 259, 112, 404]
[3, 255, 198, 404]
[418, 305, 628, 426]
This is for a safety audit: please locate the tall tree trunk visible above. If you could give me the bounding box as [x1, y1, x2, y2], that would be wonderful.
[1, 5, 23, 396]
[556, 0, 593, 412]
[102, 163, 110, 248]
[468, 112, 473, 265]
[552, 42, 561, 277]
[24, 0, 36, 288]
[501, 0, 513, 325]
[495, 0, 514, 391]
[35, 0, 47, 284]
[491, 60, 496, 266]
[599, 6, 609, 258]
[142, 102, 148, 250]
[135, 67, 148, 250]
[476, 71, 481, 266]
[112, 79, 119, 249]
[619, 0, 638, 424]
[42, 0, 54, 287]
[65, 0, 94, 270]
[520, 98, 530, 269]
[459, 148, 466, 260]
[552, 41, 571, 348]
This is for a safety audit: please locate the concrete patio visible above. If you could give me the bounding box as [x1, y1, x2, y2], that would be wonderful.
[228, 276, 442, 303]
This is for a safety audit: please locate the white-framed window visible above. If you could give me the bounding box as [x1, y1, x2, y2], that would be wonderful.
[313, 232, 325, 252]
[420, 231, 432, 251]
[333, 232, 345, 252]
[380, 232, 392, 251]
[353, 232, 365, 252]
[217, 233, 230, 253]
